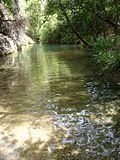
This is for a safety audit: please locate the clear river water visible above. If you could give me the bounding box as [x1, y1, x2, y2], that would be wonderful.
[0, 44, 120, 160]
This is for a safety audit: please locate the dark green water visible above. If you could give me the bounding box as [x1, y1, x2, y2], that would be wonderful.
[0, 44, 120, 160]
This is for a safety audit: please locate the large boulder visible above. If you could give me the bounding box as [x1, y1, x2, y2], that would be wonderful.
[0, 33, 17, 56]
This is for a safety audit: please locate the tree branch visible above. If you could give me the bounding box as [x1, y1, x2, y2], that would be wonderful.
[57, 0, 93, 48]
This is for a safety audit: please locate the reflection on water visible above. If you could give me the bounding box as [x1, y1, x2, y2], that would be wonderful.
[0, 44, 120, 160]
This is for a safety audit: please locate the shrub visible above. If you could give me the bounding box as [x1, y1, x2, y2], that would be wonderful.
[92, 36, 120, 71]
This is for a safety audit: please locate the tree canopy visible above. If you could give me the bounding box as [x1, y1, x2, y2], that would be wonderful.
[25, 0, 120, 70]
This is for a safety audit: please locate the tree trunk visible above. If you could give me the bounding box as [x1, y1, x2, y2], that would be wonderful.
[58, 0, 92, 48]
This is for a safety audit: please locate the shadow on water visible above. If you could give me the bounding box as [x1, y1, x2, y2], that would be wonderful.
[0, 44, 120, 160]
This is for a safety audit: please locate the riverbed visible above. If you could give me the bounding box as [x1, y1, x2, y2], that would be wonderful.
[0, 44, 120, 160]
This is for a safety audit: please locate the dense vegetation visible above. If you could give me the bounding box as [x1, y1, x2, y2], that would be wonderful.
[1, 0, 120, 73]
[25, 0, 120, 73]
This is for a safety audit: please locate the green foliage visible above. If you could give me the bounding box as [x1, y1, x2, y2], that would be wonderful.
[1, 0, 120, 74]
[26, 0, 120, 43]
[3, 0, 14, 11]
[40, 19, 58, 43]
[93, 36, 120, 71]
[43, 0, 120, 44]
[26, 0, 120, 71]
[93, 36, 114, 52]
[40, 19, 78, 44]
[26, 0, 42, 42]
[3, 0, 13, 6]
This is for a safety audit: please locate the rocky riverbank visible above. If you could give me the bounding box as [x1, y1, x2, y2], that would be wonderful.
[0, 1, 34, 56]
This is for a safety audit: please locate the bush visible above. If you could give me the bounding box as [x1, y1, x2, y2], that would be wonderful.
[93, 36, 114, 53]
[40, 19, 78, 44]
[92, 36, 120, 71]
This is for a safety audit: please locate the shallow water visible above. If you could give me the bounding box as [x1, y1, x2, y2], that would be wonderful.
[0, 44, 120, 160]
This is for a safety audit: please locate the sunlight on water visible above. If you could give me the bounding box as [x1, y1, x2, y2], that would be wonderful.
[0, 111, 60, 159]
[0, 44, 120, 160]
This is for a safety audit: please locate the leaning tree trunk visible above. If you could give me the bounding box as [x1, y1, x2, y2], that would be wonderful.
[58, 0, 92, 48]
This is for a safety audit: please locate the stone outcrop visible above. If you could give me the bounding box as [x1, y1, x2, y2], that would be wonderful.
[0, 1, 18, 56]
[0, 33, 17, 56]
[0, 1, 34, 56]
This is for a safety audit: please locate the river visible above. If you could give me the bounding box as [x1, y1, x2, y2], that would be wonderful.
[0, 44, 120, 160]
